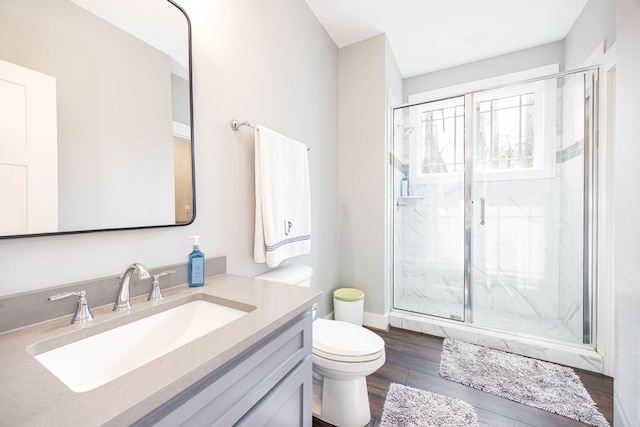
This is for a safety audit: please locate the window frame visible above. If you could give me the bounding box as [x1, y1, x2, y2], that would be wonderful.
[409, 96, 466, 183]
[472, 79, 556, 181]
[406, 65, 559, 184]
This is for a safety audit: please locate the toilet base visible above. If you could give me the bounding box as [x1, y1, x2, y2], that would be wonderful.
[313, 375, 371, 427]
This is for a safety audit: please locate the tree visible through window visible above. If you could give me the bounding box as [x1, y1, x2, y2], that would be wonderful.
[421, 103, 465, 174]
[408, 75, 554, 182]
[477, 92, 535, 171]
[418, 83, 543, 178]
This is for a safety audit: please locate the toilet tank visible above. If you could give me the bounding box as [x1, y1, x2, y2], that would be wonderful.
[255, 264, 313, 288]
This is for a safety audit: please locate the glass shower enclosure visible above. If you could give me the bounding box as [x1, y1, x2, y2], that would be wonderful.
[392, 68, 597, 345]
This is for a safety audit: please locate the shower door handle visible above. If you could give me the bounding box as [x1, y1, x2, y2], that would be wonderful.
[480, 197, 486, 225]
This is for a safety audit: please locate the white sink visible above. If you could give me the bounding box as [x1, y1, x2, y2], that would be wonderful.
[28, 296, 253, 393]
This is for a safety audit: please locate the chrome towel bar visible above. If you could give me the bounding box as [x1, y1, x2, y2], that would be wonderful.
[230, 119, 310, 151]
[230, 119, 256, 131]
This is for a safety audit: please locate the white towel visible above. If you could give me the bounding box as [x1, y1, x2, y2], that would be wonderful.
[254, 125, 311, 267]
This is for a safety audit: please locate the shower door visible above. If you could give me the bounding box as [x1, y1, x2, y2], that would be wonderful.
[393, 68, 597, 344]
[470, 71, 596, 344]
[392, 96, 467, 321]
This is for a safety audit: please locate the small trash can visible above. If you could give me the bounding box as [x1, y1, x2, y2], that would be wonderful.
[333, 288, 365, 326]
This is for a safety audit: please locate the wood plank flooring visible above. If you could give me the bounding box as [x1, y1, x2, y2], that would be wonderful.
[313, 327, 613, 427]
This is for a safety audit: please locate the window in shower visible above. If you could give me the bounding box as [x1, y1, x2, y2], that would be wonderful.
[419, 99, 465, 175]
[413, 82, 554, 183]
[474, 80, 556, 181]
[476, 89, 537, 171]
[409, 96, 466, 188]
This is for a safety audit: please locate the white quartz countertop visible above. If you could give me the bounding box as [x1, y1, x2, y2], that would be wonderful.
[0, 273, 321, 426]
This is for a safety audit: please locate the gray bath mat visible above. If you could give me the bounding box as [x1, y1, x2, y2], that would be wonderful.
[380, 383, 479, 427]
[439, 338, 609, 427]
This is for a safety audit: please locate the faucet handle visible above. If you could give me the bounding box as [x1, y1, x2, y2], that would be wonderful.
[148, 270, 175, 302]
[48, 290, 94, 324]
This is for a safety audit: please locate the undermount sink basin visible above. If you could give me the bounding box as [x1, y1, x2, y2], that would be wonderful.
[27, 295, 254, 393]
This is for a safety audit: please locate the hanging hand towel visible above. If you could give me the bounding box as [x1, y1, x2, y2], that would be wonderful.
[254, 125, 311, 267]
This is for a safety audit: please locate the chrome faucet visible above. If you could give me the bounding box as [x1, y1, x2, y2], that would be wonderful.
[48, 290, 94, 324]
[148, 270, 175, 302]
[114, 263, 150, 312]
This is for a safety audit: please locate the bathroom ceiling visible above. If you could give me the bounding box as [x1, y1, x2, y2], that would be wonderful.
[304, 0, 589, 78]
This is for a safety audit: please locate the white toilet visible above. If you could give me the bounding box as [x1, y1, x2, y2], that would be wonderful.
[256, 265, 385, 427]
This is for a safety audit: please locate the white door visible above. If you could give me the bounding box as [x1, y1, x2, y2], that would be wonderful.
[0, 59, 58, 235]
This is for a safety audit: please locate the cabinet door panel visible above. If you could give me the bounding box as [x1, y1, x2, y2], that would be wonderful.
[237, 357, 312, 427]
[136, 310, 312, 427]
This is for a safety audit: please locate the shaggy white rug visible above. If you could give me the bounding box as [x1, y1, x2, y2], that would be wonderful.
[439, 338, 609, 427]
[380, 383, 479, 427]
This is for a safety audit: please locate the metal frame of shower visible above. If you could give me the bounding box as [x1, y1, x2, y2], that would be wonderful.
[391, 65, 600, 346]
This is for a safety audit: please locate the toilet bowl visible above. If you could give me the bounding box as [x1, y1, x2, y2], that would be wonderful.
[256, 265, 385, 427]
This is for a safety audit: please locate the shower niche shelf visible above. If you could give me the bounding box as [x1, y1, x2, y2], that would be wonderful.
[396, 196, 424, 208]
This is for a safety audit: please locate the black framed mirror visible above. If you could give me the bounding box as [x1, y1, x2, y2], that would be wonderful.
[0, 0, 194, 238]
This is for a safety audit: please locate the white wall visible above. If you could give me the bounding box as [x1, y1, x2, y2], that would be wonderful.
[338, 34, 402, 326]
[564, 0, 616, 70]
[403, 41, 564, 100]
[614, 0, 640, 424]
[339, 35, 387, 320]
[0, 0, 341, 319]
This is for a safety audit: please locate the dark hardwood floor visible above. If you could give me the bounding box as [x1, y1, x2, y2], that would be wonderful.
[313, 327, 613, 427]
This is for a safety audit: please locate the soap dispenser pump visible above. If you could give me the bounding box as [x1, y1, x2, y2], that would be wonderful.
[188, 236, 205, 287]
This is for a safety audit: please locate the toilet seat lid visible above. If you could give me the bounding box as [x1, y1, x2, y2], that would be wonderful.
[313, 319, 385, 359]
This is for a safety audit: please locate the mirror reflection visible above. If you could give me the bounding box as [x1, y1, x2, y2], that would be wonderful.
[0, 0, 194, 238]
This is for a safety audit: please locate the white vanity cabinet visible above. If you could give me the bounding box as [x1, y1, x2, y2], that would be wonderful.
[134, 310, 313, 427]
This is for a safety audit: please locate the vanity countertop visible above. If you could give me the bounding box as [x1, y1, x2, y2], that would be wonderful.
[0, 273, 321, 426]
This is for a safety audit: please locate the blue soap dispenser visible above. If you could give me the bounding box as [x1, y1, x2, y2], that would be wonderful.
[188, 236, 205, 287]
[400, 174, 409, 196]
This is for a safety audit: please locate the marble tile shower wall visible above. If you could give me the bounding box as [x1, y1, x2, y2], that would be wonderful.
[393, 164, 405, 298]
[401, 178, 561, 318]
[472, 178, 561, 318]
[393, 126, 409, 307]
[399, 180, 465, 306]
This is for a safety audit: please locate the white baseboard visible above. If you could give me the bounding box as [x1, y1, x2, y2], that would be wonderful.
[363, 311, 389, 330]
[325, 310, 390, 330]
